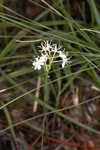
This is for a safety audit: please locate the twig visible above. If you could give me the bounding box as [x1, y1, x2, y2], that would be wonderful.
[16, 39, 42, 43]
[33, 76, 41, 112]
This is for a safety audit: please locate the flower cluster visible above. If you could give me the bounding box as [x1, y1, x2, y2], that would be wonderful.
[32, 41, 71, 71]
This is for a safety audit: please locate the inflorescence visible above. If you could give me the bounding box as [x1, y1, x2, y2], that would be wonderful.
[32, 41, 71, 71]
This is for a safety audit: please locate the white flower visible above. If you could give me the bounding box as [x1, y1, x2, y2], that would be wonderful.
[51, 44, 62, 53]
[62, 59, 68, 68]
[40, 54, 47, 63]
[32, 58, 42, 70]
[58, 51, 70, 68]
[58, 51, 66, 59]
[32, 41, 71, 70]
[40, 40, 52, 52]
[32, 54, 47, 70]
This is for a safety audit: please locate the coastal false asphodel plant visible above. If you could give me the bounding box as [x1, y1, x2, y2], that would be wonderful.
[32, 41, 71, 72]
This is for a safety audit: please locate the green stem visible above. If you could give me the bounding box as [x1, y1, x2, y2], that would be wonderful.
[41, 73, 49, 150]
